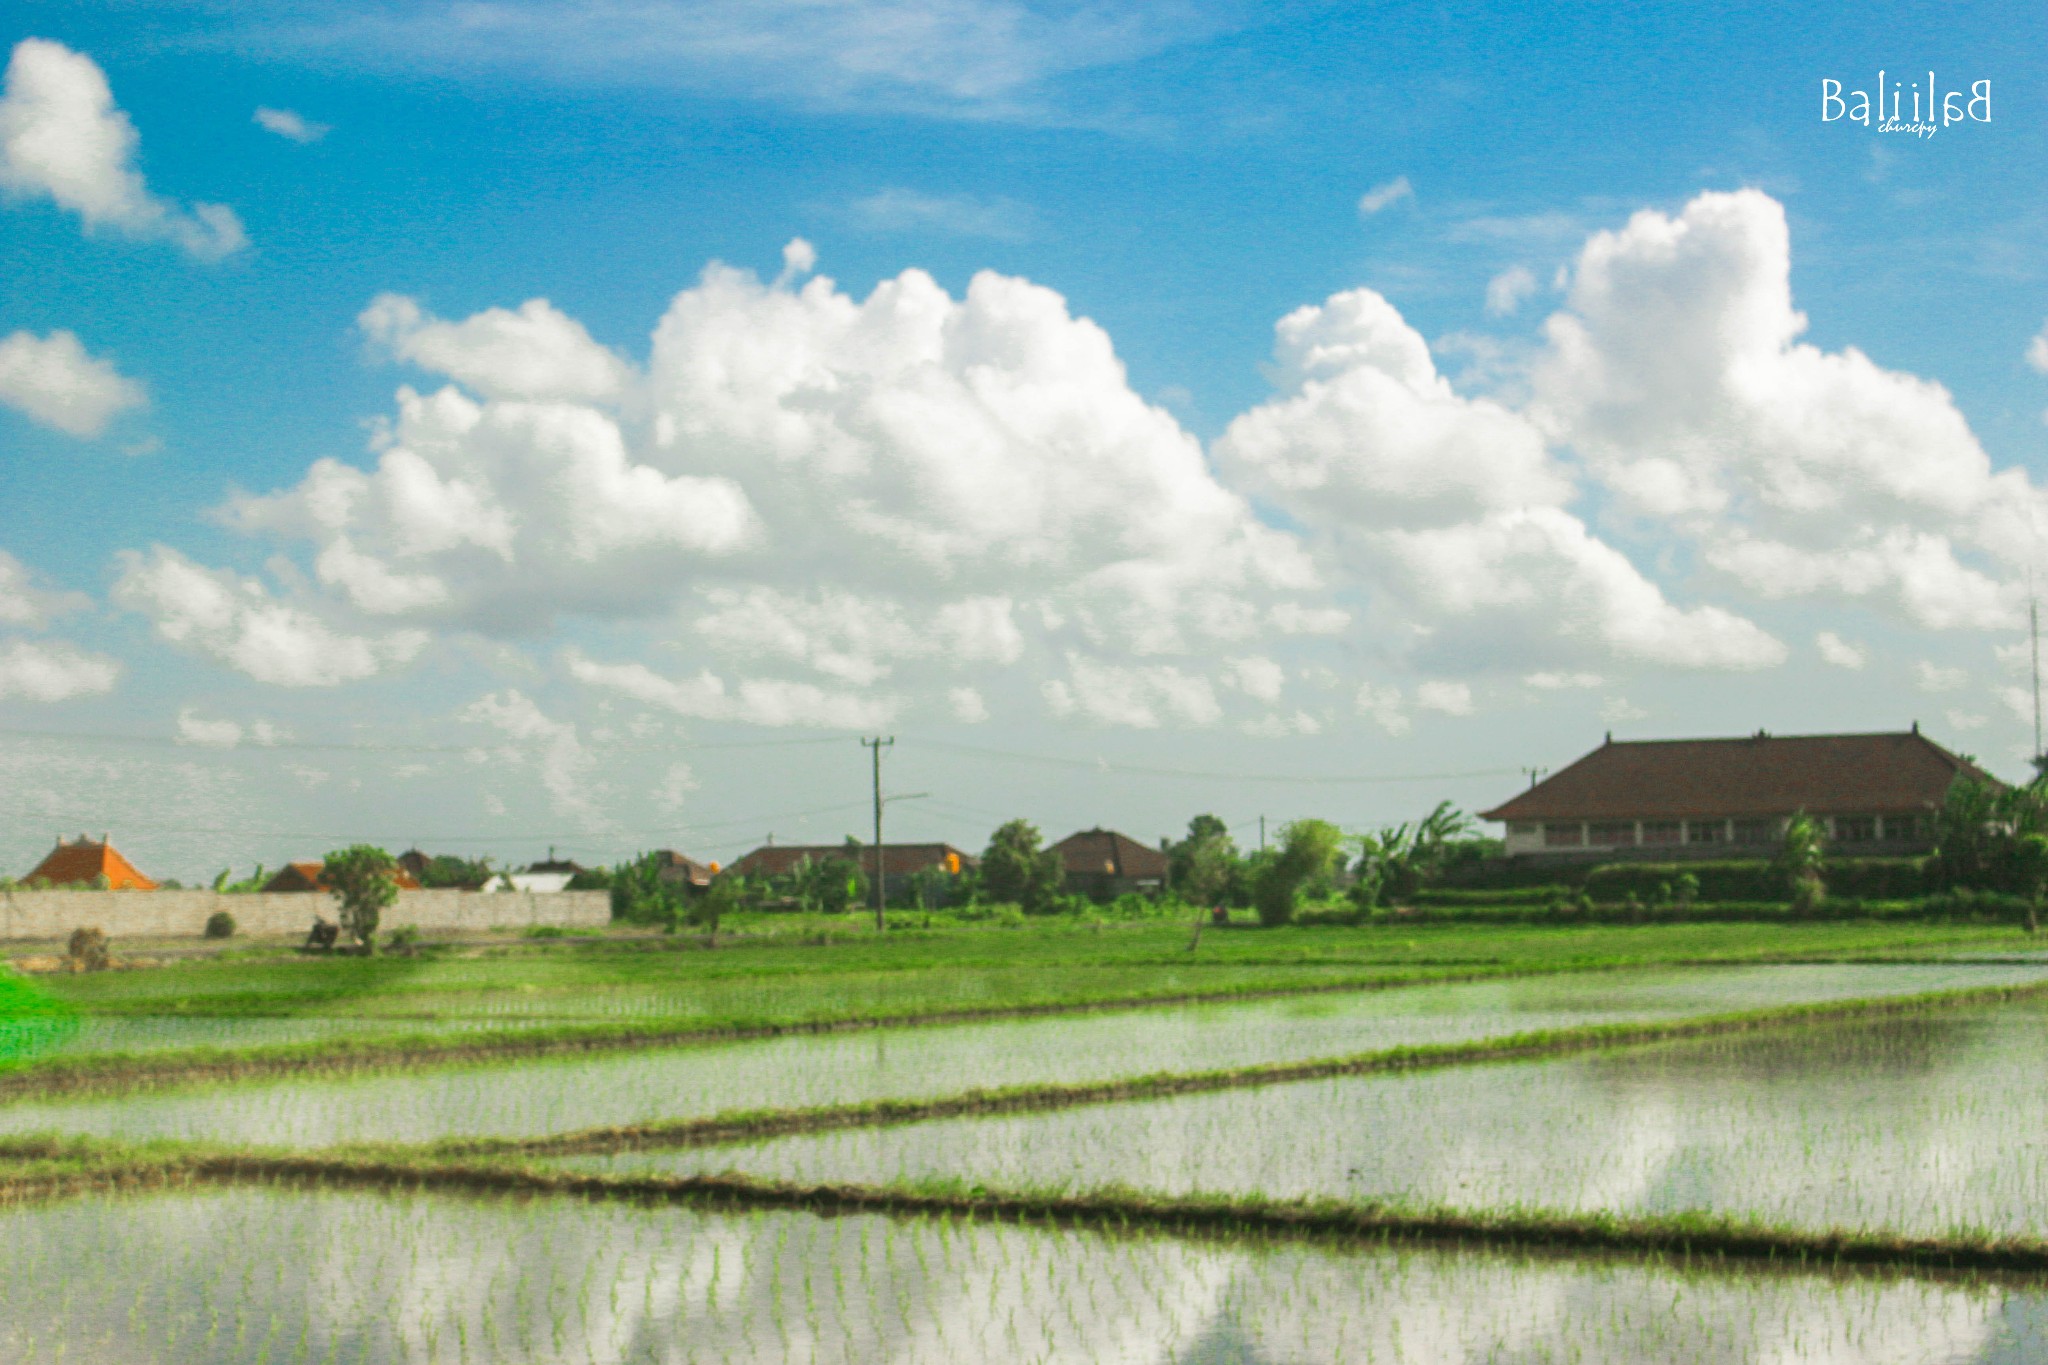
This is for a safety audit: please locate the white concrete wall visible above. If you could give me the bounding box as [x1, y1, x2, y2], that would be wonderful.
[0, 888, 610, 940]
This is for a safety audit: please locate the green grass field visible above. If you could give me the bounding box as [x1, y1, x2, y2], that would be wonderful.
[27, 916, 2032, 1025]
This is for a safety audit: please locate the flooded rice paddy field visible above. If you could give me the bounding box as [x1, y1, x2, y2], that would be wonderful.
[576, 994, 2048, 1242]
[3, 1182, 2046, 1365]
[1, 962, 2037, 1146]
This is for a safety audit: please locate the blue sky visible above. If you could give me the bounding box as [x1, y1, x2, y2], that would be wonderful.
[2, 1, 2045, 880]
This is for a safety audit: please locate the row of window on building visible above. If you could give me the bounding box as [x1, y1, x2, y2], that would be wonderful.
[1511, 814, 1920, 850]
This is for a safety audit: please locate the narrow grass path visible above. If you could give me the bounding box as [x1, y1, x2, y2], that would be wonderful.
[6, 1136, 2046, 1276]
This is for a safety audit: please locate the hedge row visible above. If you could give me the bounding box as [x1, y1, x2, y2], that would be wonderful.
[1413, 886, 1572, 908]
[1581, 858, 1934, 903]
[1337, 891, 2032, 927]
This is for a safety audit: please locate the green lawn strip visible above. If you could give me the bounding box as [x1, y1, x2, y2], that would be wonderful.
[30, 919, 2019, 1019]
[419, 979, 2048, 1159]
[166, 1156, 2048, 1276]
[0, 964, 1547, 1099]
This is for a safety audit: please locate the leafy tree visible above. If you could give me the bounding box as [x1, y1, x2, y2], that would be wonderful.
[1777, 810, 1827, 912]
[685, 873, 748, 940]
[1253, 819, 1345, 926]
[1352, 802, 1477, 906]
[321, 845, 401, 953]
[981, 820, 1065, 914]
[418, 855, 494, 889]
[609, 852, 689, 924]
[1168, 815, 1238, 906]
[786, 852, 866, 914]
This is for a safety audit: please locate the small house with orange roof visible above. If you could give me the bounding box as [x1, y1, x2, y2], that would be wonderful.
[26, 835, 159, 890]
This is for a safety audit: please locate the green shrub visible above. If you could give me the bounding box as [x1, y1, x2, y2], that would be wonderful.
[202, 911, 235, 940]
[1582, 858, 1932, 905]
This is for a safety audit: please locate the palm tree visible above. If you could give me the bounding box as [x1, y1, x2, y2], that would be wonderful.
[1777, 811, 1826, 913]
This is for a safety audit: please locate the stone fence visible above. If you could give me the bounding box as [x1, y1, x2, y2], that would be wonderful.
[0, 888, 611, 941]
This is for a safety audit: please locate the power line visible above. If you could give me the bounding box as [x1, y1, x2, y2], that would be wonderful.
[914, 738, 1518, 785]
[0, 725, 848, 756]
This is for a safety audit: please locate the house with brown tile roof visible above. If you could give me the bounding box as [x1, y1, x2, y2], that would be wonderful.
[726, 842, 974, 898]
[1052, 828, 1170, 900]
[1479, 727, 1991, 862]
[25, 835, 158, 890]
[263, 861, 423, 892]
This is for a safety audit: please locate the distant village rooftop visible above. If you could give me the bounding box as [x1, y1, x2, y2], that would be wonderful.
[25, 835, 157, 890]
[1481, 727, 1990, 861]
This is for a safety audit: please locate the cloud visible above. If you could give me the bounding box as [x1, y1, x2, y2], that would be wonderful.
[1946, 710, 1987, 731]
[0, 329, 146, 436]
[691, 587, 1022, 686]
[1816, 631, 1866, 669]
[1533, 188, 2038, 631]
[1914, 660, 1966, 693]
[460, 688, 600, 819]
[228, 253, 1307, 664]
[1217, 287, 1569, 532]
[946, 686, 988, 723]
[0, 549, 89, 627]
[1377, 508, 1786, 672]
[0, 38, 246, 258]
[228, 0, 1223, 120]
[113, 546, 427, 686]
[2029, 322, 2048, 375]
[849, 188, 1031, 241]
[1524, 670, 1602, 689]
[1040, 653, 1221, 728]
[359, 294, 633, 402]
[1485, 265, 1538, 317]
[175, 708, 289, 747]
[1414, 680, 1473, 715]
[566, 651, 896, 729]
[1220, 654, 1284, 703]
[1601, 695, 1648, 723]
[0, 639, 119, 701]
[1356, 176, 1412, 215]
[1355, 682, 1409, 736]
[253, 106, 328, 142]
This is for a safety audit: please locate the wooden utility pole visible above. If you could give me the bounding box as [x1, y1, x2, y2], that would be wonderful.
[863, 736, 894, 931]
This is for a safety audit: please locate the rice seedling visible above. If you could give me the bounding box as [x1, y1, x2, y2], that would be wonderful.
[0, 1181, 2041, 1363]
[3, 962, 2036, 1147]
[570, 993, 2048, 1245]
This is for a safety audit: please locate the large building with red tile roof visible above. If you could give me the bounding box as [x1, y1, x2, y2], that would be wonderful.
[1480, 727, 1990, 862]
[24, 836, 159, 890]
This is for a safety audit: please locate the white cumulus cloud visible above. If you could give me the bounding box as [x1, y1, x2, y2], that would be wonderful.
[0, 549, 88, 626]
[0, 38, 245, 258]
[1415, 680, 1473, 715]
[113, 546, 427, 686]
[0, 639, 118, 701]
[1040, 653, 1221, 729]
[0, 329, 145, 436]
[1816, 631, 1867, 669]
[1534, 188, 2038, 631]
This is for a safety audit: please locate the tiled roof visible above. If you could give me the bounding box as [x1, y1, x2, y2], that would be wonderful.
[650, 850, 715, 885]
[263, 860, 422, 892]
[727, 843, 975, 880]
[1480, 730, 1993, 823]
[1051, 828, 1170, 880]
[25, 838, 157, 890]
